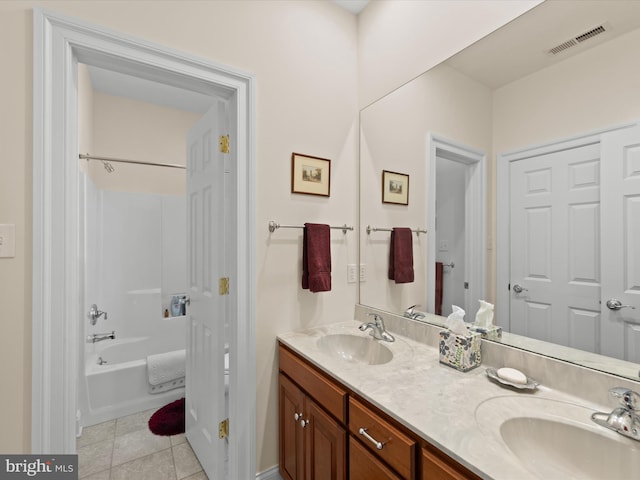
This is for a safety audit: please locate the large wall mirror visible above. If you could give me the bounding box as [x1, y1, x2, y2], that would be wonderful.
[359, 0, 640, 381]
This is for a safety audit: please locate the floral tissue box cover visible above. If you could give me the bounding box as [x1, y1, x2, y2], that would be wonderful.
[439, 330, 482, 372]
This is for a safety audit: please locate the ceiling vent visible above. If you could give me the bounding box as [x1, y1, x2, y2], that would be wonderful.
[547, 24, 609, 56]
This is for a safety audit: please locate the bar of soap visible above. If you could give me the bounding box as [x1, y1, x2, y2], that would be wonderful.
[497, 367, 527, 385]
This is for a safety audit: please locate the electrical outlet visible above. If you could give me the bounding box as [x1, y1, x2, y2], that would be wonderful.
[347, 264, 357, 283]
[359, 264, 366, 282]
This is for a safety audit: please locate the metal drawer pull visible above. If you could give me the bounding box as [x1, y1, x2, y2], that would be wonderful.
[294, 412, 303, 421]
[294, 412, 309, 428]
[359, 427, 384, 450]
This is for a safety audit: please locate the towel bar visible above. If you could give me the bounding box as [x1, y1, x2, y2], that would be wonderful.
[269, 221, 353, 234]
[366, 225, 427, 236]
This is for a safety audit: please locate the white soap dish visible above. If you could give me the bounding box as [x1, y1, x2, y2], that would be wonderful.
[485, 367, 539, 390]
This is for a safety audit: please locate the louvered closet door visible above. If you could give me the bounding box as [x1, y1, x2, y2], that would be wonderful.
[186, 100, 228, 480]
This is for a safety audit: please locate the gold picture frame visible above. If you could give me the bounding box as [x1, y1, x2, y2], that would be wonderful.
[291, 152, 331, 197]
[382, 170, 409, 205]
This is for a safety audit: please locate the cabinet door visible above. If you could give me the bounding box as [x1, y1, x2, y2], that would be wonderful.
[350, 436, 402, 480]
[280, 374, 305, 480]
[422, 446, 479, 480]
[305, 399, 346, 480]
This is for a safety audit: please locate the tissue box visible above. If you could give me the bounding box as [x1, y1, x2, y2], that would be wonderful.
[439, 330, 481, 372]
[469, 325, 502, 341]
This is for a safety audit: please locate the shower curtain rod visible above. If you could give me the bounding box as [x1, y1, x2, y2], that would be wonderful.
[79, 153, 186, 170]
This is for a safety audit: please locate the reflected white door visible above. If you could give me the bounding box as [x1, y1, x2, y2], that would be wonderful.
[509, 144, 601, 350]
[186, 100, 229, 479]
[601, 126, 640, 361]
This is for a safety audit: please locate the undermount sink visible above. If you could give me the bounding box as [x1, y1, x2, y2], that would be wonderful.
[475, 396, 640, 479]
[317, 334, 393, 365]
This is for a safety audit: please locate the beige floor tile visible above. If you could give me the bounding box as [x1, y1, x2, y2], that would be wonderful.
[115, 408, 156, 437]
[79, 469, 111, 480]
[170, 433, 187, 446]
[112, 428, 171, 466]
[77, 420, 116, 448]
[183, 472, 208, 480]
[77, 438, 114, 478]
[172, 442, 203, 479]
[110, 449, 177, 480]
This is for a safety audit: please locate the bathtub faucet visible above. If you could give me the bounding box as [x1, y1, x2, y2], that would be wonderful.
[87, 331, 116, 343]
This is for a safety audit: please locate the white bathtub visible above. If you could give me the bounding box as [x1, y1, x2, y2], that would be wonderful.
[80, 316, 187, 427]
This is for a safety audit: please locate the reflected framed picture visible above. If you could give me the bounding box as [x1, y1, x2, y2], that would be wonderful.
[291, 152, 331, 197]
[382, 170, 409, 205]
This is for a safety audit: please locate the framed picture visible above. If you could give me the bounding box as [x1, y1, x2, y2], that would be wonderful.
[382, 170, 409, 205]
[291, 152, 331, 197]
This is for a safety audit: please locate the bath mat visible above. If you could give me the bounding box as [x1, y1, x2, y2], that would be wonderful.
[148, 397, 185, 436]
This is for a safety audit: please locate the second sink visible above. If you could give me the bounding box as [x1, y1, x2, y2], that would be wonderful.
[317, 334, 393, 365]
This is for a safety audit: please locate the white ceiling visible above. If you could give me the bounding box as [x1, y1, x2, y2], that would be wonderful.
[333, 0, 369, 15]
[446, 0, 640, 89]
[87, 65, 216, 114]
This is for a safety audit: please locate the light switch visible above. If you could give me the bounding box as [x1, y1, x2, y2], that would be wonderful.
[438, 239, 449, 252]
[347, 264, 357, 283]
[0, 224, 16, 258]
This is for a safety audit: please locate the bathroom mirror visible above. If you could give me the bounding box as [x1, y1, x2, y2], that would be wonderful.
[359, 0, 640, 380]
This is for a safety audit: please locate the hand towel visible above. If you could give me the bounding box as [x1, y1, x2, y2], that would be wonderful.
[302, 223, 331, 292]
[388, 227, 414, 283]
[435, 262, 444, 315]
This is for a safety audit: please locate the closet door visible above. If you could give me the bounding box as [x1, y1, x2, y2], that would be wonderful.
[600, 126, 640, 361]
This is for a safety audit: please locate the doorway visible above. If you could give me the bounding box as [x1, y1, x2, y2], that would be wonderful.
[32, 9, 255, 479]
[427, 135, 486, 320]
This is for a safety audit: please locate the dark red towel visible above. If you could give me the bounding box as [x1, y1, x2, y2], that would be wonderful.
[302, 223, 331, 292]
[435, 262, 444, 315]
[388, 227, 414, 283]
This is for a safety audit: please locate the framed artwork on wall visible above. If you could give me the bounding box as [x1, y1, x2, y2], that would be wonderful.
[382, 170, 409, 205]
[291, 152, 331, 197]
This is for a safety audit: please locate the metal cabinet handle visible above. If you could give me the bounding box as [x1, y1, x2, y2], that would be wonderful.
[512, 284, 528, 294]
[294, 412, 302, 421]
[606, 299, 636, 311]
[359, 427, 384, 450]
[300, 419, 309, 428]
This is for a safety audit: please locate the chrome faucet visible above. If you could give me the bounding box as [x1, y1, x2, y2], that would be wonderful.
[403, 304, 425, 320]
[591, 387, 640, 441]
[87, 304, 108, 326]
[87, 331, 116, 343]
[359, 313, 395, 342]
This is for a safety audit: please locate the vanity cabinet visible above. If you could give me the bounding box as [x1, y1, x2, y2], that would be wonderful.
[279, 346, 347, 480]
[278, 343, 480, 480]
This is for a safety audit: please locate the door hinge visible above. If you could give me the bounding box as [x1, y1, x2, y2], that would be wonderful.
[219, 135, 230, 154]
[219, 277, 229, 295]
[219, 418, 229, 439]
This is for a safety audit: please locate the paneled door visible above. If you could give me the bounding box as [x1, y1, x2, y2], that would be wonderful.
[509, 143, 601, 351]
[600, 126, 640, 361]
[186, 99, 229, 479]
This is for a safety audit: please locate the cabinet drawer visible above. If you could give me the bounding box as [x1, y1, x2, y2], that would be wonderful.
[349, 436, 402, 480]
[349, 397, 416, 479]
[279, 344, 347, 422]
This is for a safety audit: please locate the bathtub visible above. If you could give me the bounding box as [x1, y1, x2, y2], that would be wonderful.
[80, 316, 187, 428]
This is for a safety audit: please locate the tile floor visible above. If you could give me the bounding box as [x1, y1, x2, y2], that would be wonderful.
[77, 408, 207, 480]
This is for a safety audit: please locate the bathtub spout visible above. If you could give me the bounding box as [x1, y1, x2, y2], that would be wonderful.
[87, 331, 116, 343]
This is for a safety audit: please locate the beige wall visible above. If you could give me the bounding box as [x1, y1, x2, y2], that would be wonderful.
[0, 0, 542, 473]
[357, 0, 542, 108]
[89, 92, 200, 194]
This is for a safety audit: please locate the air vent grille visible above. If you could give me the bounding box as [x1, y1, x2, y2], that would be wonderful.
[547, 24, 608, 56]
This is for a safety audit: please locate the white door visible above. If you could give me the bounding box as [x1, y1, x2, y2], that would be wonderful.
[509, 144, 601, 350]
[186, 100, 229, 479]
[600, 126, 640, 361]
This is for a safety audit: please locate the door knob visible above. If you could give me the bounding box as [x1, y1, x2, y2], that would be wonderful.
[512, 284, 528, 294]
[606, 299, 636, 311]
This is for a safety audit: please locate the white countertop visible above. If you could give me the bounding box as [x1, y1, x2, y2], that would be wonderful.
[277, 320, 617, 480]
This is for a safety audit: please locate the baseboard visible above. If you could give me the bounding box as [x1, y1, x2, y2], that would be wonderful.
[256, 465, 282, 480]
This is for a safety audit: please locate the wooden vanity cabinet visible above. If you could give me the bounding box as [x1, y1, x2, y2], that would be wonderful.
[279, 343, 481, 480]
[279, 346, 347, 480]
